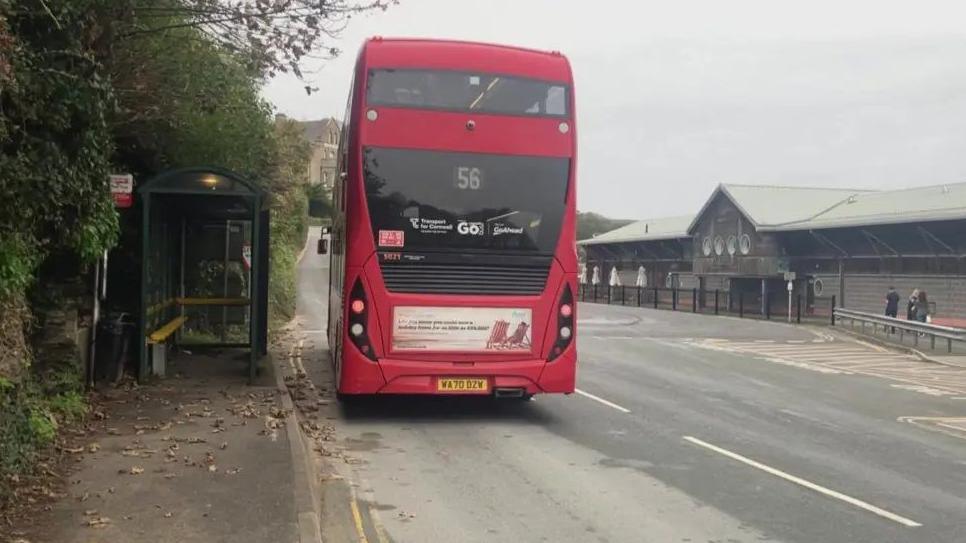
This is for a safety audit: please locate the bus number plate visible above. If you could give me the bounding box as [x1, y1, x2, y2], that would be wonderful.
[437, 378, 489, 393]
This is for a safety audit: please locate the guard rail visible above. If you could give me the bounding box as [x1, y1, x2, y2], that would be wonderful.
[833, 307, 966, 353]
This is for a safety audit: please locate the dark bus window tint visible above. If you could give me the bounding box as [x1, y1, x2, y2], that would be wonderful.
[364, 147, 569, 254]
[366, 69, 570, 117]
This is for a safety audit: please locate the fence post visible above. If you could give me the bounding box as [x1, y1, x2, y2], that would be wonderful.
[607, 285, 612, 304]
[739, 292, 744, 318]
[593, 284, 598, 303]
[692, 288, 697, 313]
[637, 286, 642, 307]
[830, 295, 836, 325]
[796, 294, 801, 324]
[672, 288, 678, 311]
[765, 291, 771, 319]
[653, 288, 659, 309]
[714, 290, 719, 315]
[621, 285, 626, 306]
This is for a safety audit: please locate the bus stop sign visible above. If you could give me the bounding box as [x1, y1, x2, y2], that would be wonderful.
[110, 174, 134, 208]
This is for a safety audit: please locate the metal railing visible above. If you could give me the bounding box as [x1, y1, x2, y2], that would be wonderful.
[833, 307, 966, 353]
[577, 284, 837, 324]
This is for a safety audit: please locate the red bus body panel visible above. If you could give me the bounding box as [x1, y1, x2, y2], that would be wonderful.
[334, 38, 577, 396]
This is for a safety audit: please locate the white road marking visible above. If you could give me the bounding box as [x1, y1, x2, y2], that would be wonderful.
[682, 436, 922, 528]
[575, 388, 631, 413]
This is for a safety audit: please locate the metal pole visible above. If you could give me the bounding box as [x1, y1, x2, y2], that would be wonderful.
[787, 284, 792, 323]
[249, 198, 260, 383]
[653, 288, 658, 309]
[593, 284, 597, 302]
[139, 193, 151, 382]
[607, 285, 612, 304]
[222, 219, 230, 343]
[637, 286, 641, 307]
[765, 291, 770, 320]
[87, 253, 101, 388]
[621, 285, 626, 306]
[739, 292, 744, 318]
[672, 288, 677, 311]
[796, 294, 801, 324]
[179, 217, 186, 342]
[714, 290, 719, 315]
[692, 288, 697, 313]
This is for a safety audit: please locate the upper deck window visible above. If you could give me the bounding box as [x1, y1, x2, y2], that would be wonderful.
[366, 69, 569, 117]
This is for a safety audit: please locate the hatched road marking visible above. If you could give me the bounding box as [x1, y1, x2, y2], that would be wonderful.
[683, 436, 922, 528]
[688, 338, 966, 396]
[575, 388, 632, 413]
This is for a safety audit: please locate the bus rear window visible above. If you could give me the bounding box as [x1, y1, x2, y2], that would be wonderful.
[364, 147, 569, 254]
[366, 69, 569, 117]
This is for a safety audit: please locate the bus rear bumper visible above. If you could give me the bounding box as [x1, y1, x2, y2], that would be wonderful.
[339, 349, 576, 396]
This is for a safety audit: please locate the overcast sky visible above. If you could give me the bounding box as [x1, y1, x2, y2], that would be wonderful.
[263, 0, 966, 220]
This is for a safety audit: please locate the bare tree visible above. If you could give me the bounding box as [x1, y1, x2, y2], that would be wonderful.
[119, 0, 396, 79]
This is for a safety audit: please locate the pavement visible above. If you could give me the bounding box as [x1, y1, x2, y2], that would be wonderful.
[12, 353, 301, 543]
[289, 227, 966, 543]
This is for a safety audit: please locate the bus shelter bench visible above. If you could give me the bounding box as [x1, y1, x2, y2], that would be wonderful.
[147, 316, 187, 376]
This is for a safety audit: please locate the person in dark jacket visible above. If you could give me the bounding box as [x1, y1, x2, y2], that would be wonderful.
[885, 287, 900, 333]
[885, 287, 900, 317]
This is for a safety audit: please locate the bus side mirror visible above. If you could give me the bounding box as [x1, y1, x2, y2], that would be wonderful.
[321, 226, 331, 235]
[317, 238, 328, 255]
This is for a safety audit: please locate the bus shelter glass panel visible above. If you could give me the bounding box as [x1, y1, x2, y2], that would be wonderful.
[180, 219, 253, 345]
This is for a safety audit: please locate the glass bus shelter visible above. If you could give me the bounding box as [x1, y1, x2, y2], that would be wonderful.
[137, 167, 269, 382]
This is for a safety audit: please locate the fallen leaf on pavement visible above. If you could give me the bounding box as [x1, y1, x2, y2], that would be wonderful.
[85, 516, 111, 528]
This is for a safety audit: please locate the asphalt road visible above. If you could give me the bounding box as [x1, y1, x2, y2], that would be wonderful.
[296, 229, 966, 543]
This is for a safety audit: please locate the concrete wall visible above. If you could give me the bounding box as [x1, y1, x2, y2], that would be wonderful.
[814, 273, 966, 319]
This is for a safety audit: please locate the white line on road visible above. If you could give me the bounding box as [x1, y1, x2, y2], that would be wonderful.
[682, 436, 922, 528]
[575, 388, 631, 413]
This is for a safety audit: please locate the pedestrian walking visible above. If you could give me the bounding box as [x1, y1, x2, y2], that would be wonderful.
[885, 286, 900, 333]
[907, 288, 919, 321]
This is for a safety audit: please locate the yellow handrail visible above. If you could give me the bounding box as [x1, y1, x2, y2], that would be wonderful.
[146, 298, 176, 316]
[176, 297, 250, 306]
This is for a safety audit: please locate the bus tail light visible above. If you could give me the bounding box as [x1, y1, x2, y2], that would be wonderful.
[348, 279, 377, 361]
[548, 284, 574, 361]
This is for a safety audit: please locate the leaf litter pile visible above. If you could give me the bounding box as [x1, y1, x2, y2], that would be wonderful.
[2, 374, 290, 539]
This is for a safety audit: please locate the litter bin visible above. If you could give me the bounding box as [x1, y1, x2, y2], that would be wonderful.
[94, 312, 133, 383]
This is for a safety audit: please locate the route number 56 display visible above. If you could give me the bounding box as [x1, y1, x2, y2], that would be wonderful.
[455, 166, 482, 190]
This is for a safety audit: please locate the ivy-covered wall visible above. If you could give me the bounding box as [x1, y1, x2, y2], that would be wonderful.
[0, 0, 336, 503]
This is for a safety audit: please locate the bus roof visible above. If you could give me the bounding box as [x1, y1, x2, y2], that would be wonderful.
[362, 37, 573, 83]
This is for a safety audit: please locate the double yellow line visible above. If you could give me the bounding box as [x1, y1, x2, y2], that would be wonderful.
[348, 479, 391, 543]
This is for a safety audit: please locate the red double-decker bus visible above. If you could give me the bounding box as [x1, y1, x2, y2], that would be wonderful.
[323, 37, 577, 400]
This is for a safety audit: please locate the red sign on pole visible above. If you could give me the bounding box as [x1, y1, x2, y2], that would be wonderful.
[110, 174, 134, 208]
